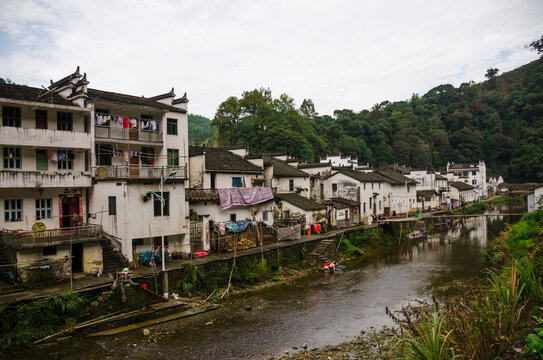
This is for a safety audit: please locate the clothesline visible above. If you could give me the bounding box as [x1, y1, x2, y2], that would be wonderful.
[95, 145, 187, 160]
[95, 113, 159, 131]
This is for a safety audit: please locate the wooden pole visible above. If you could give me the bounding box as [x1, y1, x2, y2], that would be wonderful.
[221, 233, 237, 299]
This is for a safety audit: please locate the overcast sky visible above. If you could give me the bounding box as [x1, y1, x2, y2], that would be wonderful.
[0, 0, 542, 119]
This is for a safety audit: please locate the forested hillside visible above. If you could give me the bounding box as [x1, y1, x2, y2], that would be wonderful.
[188, 114, 216, 145]
[212, 58, 543, 182]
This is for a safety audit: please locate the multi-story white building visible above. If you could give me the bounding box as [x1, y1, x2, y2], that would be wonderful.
[0, 67, 191, 281]
[84, 78, 190, 263]
[447, 161, 487, 200]
[0, 70, 102, 281]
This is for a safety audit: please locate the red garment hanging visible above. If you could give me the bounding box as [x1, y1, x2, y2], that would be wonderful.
[123, 118, 129, 128]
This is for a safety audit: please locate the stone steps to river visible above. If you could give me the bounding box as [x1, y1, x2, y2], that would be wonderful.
[309, 238, 336, 264]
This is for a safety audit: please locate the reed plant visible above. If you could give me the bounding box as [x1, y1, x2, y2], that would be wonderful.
[398, 312, 454, 360]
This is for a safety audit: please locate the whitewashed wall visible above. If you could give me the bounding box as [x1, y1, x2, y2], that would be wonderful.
[89, 181, 188, 261]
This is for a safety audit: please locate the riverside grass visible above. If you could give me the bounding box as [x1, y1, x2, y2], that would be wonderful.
[281, 210, 543, 359]
[393, 210, 543, 359]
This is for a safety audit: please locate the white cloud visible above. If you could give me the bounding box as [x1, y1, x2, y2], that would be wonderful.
[0, 0, 542, 118]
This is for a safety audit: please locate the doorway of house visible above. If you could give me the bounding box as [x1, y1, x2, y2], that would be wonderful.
[190, 219, 203, 253]
[72, 243, 83, 273]
[61, 196, 80, 228]
[129, 155, 140, 178]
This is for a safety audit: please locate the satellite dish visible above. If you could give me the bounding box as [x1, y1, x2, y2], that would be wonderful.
[95, 167, 106, 179]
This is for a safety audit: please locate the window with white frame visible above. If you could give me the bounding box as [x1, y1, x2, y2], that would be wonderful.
[4, 199, 22, 222]
[3, 147, 21, 169]
[57, 150, 74, 170]
[36, 198, 52, 220]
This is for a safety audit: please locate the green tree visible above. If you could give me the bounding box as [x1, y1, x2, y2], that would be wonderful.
[527, 35, 543, 54]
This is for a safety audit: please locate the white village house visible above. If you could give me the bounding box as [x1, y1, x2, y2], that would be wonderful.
[187, 146, 274, 252]
[447, 161, 487, 200]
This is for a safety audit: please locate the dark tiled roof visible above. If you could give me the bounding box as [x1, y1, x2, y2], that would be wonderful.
[276, 193, 326, 211]
[0, 83, 75, 106]
[149, 88, 175, 101]
[188, 146, 205, 157]
[172, 92, 188, 104]
[376, 170, 417, 185]
[186, 188, 219, 202]
[435, 174, 448, 180]
[499, 183, 543, 190]
[189, 146, 263, 173]
[449, 162, 479, 170]
[49, 66, 81, 89]
[244, 154, 263, 159]
[212, 145, 248, 151]
[297, 163, 331, 169]
[333, 169, 387, 183]
[270, 159, 309, 178]
[87, 88, 186, 113]
[451, 181, 475, 191]
[330, 197, 359, 206]
[417, 190, 438, 199]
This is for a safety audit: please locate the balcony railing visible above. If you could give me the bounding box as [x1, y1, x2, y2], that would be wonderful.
[1, 225, 102, 249]
[93, 165, 187, 180]
[95, 126, 162, 143]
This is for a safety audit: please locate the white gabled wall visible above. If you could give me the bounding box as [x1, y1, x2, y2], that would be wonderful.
[89, 181, 188, 261]
[273, 177, 310, 196]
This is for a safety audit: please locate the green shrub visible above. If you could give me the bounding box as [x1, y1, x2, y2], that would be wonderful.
[251, 259, 268, 281]
[455, 201, 487, 215]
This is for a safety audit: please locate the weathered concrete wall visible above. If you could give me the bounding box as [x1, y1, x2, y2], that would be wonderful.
[89, 181, 188, 261]
[16, 246, 71, 283]
[0, 126, 91, 149]
[189, 154, 205, 188]
[323, 173, 359, 201]
[164, 240, 320, 291]
[0, 188, 87, 230]
[83, 243, 103, 273]
[0, 170, 92, 189]
[274, 177, 310, 196]
[280, 201, 326, 225]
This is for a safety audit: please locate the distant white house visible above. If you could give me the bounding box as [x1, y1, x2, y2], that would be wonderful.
[450, 181, 476, 204]
[487, 176, 504, 196]
[447, 161, 487, 200]
[187, 146, 274, 252]
[320, 154, 358, 169]
[527, 186, 543, 212]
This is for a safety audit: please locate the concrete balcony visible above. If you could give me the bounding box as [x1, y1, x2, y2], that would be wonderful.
[95, 126, 162, 144]
[0, 126, 91, 149]
[1, 225, 102, 249]
[0, 170, 92, 188]
[93, 165, 187, 181]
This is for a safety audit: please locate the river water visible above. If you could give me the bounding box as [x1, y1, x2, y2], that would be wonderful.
[11, 214, 519, 360]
